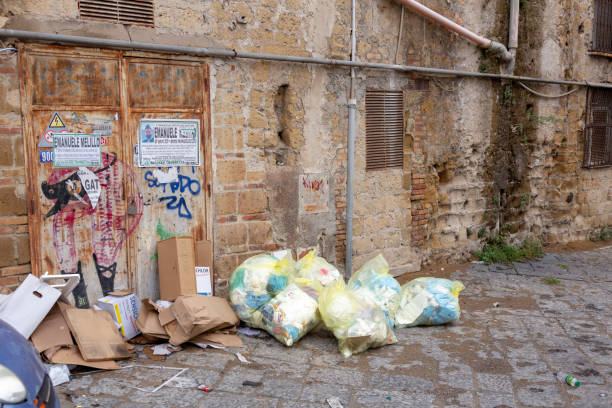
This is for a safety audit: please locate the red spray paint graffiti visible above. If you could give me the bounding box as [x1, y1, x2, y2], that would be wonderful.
[41, 153, 143, 308]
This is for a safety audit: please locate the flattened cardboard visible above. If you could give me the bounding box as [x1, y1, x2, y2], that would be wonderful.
[190, 332, 243, 348]
[135, 299, 169, 340]
[172, 295, 238, 335]
[30, 305, 72, 353]
[48, 345, 121, 370]
[157, 236, 197, 301]
[195, 240, 214, 296]
[58, 302, 131, 361]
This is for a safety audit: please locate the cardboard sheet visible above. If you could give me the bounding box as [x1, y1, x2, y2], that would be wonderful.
[135, 299, 169, 340]
[157, 236, 197, 300]
[190, 332, 243, 348]
[47, 345, 121, 370]
[58, 302, 131, 361]
[30, 305, 73, 353]
[172, 295, 238, 335]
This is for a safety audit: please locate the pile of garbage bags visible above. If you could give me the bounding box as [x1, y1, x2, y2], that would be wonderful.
[229, 249, 464, 356]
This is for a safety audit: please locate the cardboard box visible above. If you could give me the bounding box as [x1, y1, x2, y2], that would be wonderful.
[195, 240, 214, 296]
[158, 236, 197, 300]
[96, 293, 141, 340]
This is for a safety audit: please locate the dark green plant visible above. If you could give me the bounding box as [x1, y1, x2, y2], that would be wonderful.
[476, 234, 544, 264]
[466, 227, 473, 237]
[542, 278, 561, 285]
[520, 194, 528, 208]
[590, 226, 612, 242]
[478, 227, 487, 239]
[503, 85, 514, 107]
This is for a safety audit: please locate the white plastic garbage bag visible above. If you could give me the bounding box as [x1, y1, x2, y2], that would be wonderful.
[229, 252, 295, 328]
[394, 277, 465, 327]
[294, 250, 342, 292]
[261, 283, 320, 346]
[319, 280, 397, 357]
[348, 254, 401, 328]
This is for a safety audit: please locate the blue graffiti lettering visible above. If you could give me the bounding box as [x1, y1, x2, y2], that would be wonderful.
[144, 167, 201, 219]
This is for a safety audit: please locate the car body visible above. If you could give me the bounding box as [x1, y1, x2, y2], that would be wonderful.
[0, 319, 58, 408]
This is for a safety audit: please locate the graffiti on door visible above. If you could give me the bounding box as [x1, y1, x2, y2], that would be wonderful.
[41, 152, 143, 308]
[143, 166, 201, 219]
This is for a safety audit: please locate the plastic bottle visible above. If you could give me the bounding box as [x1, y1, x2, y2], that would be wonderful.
[565, 375, 580, 387]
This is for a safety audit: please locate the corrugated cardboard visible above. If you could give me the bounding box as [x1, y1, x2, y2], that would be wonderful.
[195, 240, 214, 296]
[30, 305, 73, 353]
[161, 295, 238, 346]
[158, 236, 197, 300]
[58, 302, 131, 361]
[135, 299, 169, 340]
[96, 293, 141, 339]
[191, 332, 243, 348]
[47, 345, 121, 370]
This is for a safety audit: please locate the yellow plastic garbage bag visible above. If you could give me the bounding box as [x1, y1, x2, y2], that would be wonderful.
[319, 280, 397, 357]
[261, 282, 321, 346]
[348, 254, 401, 328]
[229, 251, 295, 329]
[294, 250, 342, 293]
[394, 277, 465, 327]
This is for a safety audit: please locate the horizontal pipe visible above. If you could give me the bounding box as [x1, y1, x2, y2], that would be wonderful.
[0, 29, 611, 89]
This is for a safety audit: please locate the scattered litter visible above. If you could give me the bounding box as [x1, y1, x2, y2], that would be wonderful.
[155, 300, 173, 309]
[242, 380, 263, 387]
[193, 343, 226, 350]
[235, 352, 251, 364]
[152, 343, 182, 356]
[123, 365, 188, 393]
[493, 302, 500, 308]
[600, 393, 607, 397]
[565, 375, 580, 387]
[237, 327, 262, 337]
[440, 267, 445, 271]
[385, 396, 392, 400]
[395, 277, 464, 327]
[144, 347, 166, 361]
[198, 385, 212, 392]
[326, 397, 344, 408]
[45, 363, 71, 386]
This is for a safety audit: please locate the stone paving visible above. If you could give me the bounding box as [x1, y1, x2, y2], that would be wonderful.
[57, 246, 612, 408]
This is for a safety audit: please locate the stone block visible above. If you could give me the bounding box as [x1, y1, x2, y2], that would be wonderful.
[15, 234, 29, 265]
[0, 237, 14, 267]
[214, 254, 238, 280]
[216, 160, 245, 184]
[217, 223, 247, 248]
[246, 130, 263, 148]
[249, 110, 267, 129]
[248, 221, 272, 245]
[0, 136, 13, 166]
[0, 187, 26, 216]
[215, 192, 236, 216]
[214, 128, 235, 150]
[239, 190, 267, 214]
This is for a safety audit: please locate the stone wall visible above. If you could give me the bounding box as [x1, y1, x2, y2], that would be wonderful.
[0, 0, 610, 293]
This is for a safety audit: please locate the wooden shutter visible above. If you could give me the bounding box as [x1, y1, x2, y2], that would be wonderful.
[78, 0, 155, 27]
[593, 0, 612, 53]
[584, 87, 612, 167]
[365, 90, 404, 171]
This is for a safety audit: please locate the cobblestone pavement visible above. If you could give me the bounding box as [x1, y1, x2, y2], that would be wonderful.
[57, 246, 612, 408]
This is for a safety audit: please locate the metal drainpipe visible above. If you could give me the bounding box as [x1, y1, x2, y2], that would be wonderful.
[394, 0, 513, 63]
[345, 0, 357, 278]
[507, 0, 520, 73]
[2, 29, 611, 89]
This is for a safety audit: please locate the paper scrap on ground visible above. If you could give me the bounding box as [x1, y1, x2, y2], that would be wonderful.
[235, 352, 250, 364]
[155, 300, 173, 309]
[77, 167, 101, 209]
[237, 327, 262, 337]
[45, 363, 71, 386]
[152, 343, 182, 356]
[327, 397, 344, 408]
[193, 343, 226, 350]
[152, 167, 179, 184]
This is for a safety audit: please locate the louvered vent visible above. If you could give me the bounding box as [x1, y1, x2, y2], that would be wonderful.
[593, 0, 612, 54]
[365, 90, 404, 171]
[584, 87, 612, 167]
[78, 1, 155, 27]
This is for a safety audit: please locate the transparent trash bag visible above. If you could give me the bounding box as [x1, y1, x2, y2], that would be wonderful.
[229, 252, 295, 329]
[294, 249, 342, 293]
[319, 280, 397, 357]
[348, 254, 401, 328]
[394, 277, 465, 327]
[261, 283, 320, 346]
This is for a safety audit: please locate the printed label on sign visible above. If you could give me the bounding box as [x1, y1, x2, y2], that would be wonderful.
[39, 150, 54, 163]
[77, 167, 101, 209]
[195, 266, 212, 296]
[53, 133, 102, 168]
[137, 119, 200, 167]
[48, 112, 66, 128]
[92, 122, 112, 136]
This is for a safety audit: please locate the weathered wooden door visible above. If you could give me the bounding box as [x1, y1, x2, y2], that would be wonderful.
[20, 45, 211, 305]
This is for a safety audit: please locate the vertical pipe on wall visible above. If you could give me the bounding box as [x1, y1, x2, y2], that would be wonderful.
[345, 0, 357, 277]
[507, 0, 520, 73]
